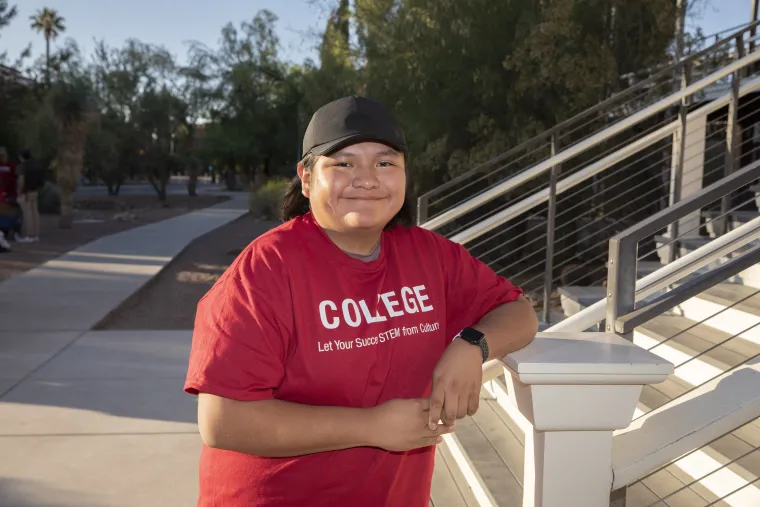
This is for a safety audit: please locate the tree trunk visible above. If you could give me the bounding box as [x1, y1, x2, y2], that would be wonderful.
[58, 183, 74, 228]
[45, 36, 50, 86]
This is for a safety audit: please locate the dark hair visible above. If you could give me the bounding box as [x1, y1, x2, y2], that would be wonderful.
[20, 148, 31, 160]
[280, 152, 414, 229]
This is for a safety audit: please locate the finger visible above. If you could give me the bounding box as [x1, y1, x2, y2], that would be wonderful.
[421, 436, 443, 447]
[437, 425, 455, 436]
[441, 391, 459, 426]
[428, 384, 445, 430]
[467, 391, 480, 416]
[457, 396, 469, 420]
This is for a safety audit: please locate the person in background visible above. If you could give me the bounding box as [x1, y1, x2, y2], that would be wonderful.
[16, 148, 45, 243]
[185, 96, 538, 506]
[0, 147, 16, 202]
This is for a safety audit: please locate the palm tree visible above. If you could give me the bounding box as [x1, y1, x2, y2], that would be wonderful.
[29, 8, 65, 86]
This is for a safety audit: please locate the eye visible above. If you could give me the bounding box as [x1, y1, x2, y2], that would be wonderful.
[334, 162, 352, 168]
[377, 161, 394, 167]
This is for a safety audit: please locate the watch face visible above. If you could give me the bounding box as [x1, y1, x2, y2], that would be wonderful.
[460, 327, 484, 344]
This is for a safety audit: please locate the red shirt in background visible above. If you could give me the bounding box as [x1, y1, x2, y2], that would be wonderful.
[0, 161, 16, 199]
[185, 212, 523, 507]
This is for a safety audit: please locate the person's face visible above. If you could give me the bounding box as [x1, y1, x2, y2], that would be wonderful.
[299, 141, 406, 232]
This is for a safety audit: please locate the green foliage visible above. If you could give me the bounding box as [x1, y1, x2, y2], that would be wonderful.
[249, 178, 289, 220]
[5, 0, 691, 209]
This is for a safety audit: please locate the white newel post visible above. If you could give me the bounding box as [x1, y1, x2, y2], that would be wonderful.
[499, 332, 673, 507]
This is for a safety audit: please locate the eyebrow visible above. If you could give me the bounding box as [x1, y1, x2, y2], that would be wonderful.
[332, 148, 402, 158]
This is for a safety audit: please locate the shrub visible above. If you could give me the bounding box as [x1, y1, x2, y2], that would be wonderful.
[37, 181, 61, 215]
[249, 178, 289, 220]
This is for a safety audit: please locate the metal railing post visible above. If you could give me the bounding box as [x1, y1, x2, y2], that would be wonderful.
[721, 34, 744, 235]
[542, 134, 560, 324]
[416, 195, 429, 225]
[606, 236, 637, 342]
[668, 60, 692, 264]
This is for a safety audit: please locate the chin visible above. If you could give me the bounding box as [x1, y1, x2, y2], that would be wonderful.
[342, 212, 391, 230]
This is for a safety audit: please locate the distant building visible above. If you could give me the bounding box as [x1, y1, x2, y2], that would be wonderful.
[0, 63, 32, 87]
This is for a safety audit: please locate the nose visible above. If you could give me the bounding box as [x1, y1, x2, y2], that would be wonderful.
[352, 162, 380, 190]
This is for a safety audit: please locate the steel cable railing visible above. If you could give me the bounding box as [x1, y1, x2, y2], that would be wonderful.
[449, 113, 677, 240]
[453, 78, 760, 269]
[550, 190, 760, 295]
[481, 85, 760, 263]
[635, 424, 760, 507]
[419, 22, 760, 224]
[495, 123, 743, 290]
[482, 111, 760, 310]
[425, 80, 674, 214]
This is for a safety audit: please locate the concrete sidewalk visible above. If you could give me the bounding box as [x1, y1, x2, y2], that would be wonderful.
[0, 195, 249, 506]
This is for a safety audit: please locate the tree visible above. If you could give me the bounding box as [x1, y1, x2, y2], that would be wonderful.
[30, 7, 65, 86]
[48, 76, 96, 227]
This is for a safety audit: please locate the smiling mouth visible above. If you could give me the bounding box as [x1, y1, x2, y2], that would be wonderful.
[344, 196, 387, 201]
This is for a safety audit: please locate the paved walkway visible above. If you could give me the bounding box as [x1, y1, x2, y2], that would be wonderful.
[0, 194, 249, 506]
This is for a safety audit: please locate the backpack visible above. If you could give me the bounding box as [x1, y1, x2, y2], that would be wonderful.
[22, 160, 46, 193]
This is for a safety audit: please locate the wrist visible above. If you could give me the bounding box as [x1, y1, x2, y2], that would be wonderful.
[453, 327, 489, 363]
[350, 406, 379, 448]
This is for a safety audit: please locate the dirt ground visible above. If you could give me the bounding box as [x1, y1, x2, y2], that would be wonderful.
[0, 194, 229, 284]
[96, 214, 278, 330]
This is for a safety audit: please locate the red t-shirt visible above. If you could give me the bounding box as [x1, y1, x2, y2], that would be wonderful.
[0, 162, 16, 199]
[185, 212, 523, 507]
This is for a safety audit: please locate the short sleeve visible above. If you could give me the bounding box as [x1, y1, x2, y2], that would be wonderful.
[184, 271, 293, 402]
[435, 235, 524, 340]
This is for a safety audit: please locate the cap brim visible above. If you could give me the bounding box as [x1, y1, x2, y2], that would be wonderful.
[309, 133, 406, 156]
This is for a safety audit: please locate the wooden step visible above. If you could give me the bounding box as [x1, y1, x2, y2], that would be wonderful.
[702, 210, 759, 238]
[432, 439, 482, 507]
[675, 283, 760, 341]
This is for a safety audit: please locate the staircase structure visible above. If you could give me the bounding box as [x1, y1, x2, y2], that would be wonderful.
[422, 22, 760, 507]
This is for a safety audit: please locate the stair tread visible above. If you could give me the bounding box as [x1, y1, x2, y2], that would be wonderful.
[639, 314, 757, 369]
[453, 409, 522, 505]
[470, 399, 525, 488]
[432, 442, 480, 507]
[697, 283, 760, 317]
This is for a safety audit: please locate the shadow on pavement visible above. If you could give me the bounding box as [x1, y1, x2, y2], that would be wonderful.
[0, 478, 106, 507]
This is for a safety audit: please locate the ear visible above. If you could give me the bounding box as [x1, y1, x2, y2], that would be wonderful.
[297, 162, 312, 198]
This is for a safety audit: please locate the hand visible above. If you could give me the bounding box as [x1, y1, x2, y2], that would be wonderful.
[370, 398, 454, 452]
[428, 338, 483, 430]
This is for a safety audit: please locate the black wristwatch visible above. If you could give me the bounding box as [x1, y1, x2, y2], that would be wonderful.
[455, 327, 488, 363]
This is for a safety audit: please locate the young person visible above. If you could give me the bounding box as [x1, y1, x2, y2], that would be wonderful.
[16, 149, 44, 243]
[185, 96, 538, 506]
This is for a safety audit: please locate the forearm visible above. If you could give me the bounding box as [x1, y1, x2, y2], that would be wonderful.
[475, 296, 538, 359]
[198, 395, 376, 458]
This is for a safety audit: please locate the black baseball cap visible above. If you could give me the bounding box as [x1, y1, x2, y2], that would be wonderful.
[302, 96, 407, 157]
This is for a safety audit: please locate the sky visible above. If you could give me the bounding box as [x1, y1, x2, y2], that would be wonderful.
[2, 0, 332, 67]
[1, 0, 758, 69]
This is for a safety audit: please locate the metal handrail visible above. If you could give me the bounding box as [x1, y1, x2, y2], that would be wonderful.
[605, 160, 760, 336]
[547, 216, 760, 333]
[422, 49, 760, 233]
[616, 244, 760, 333]
[440, 73, 760, 244]
[418, 20, 760, 208]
